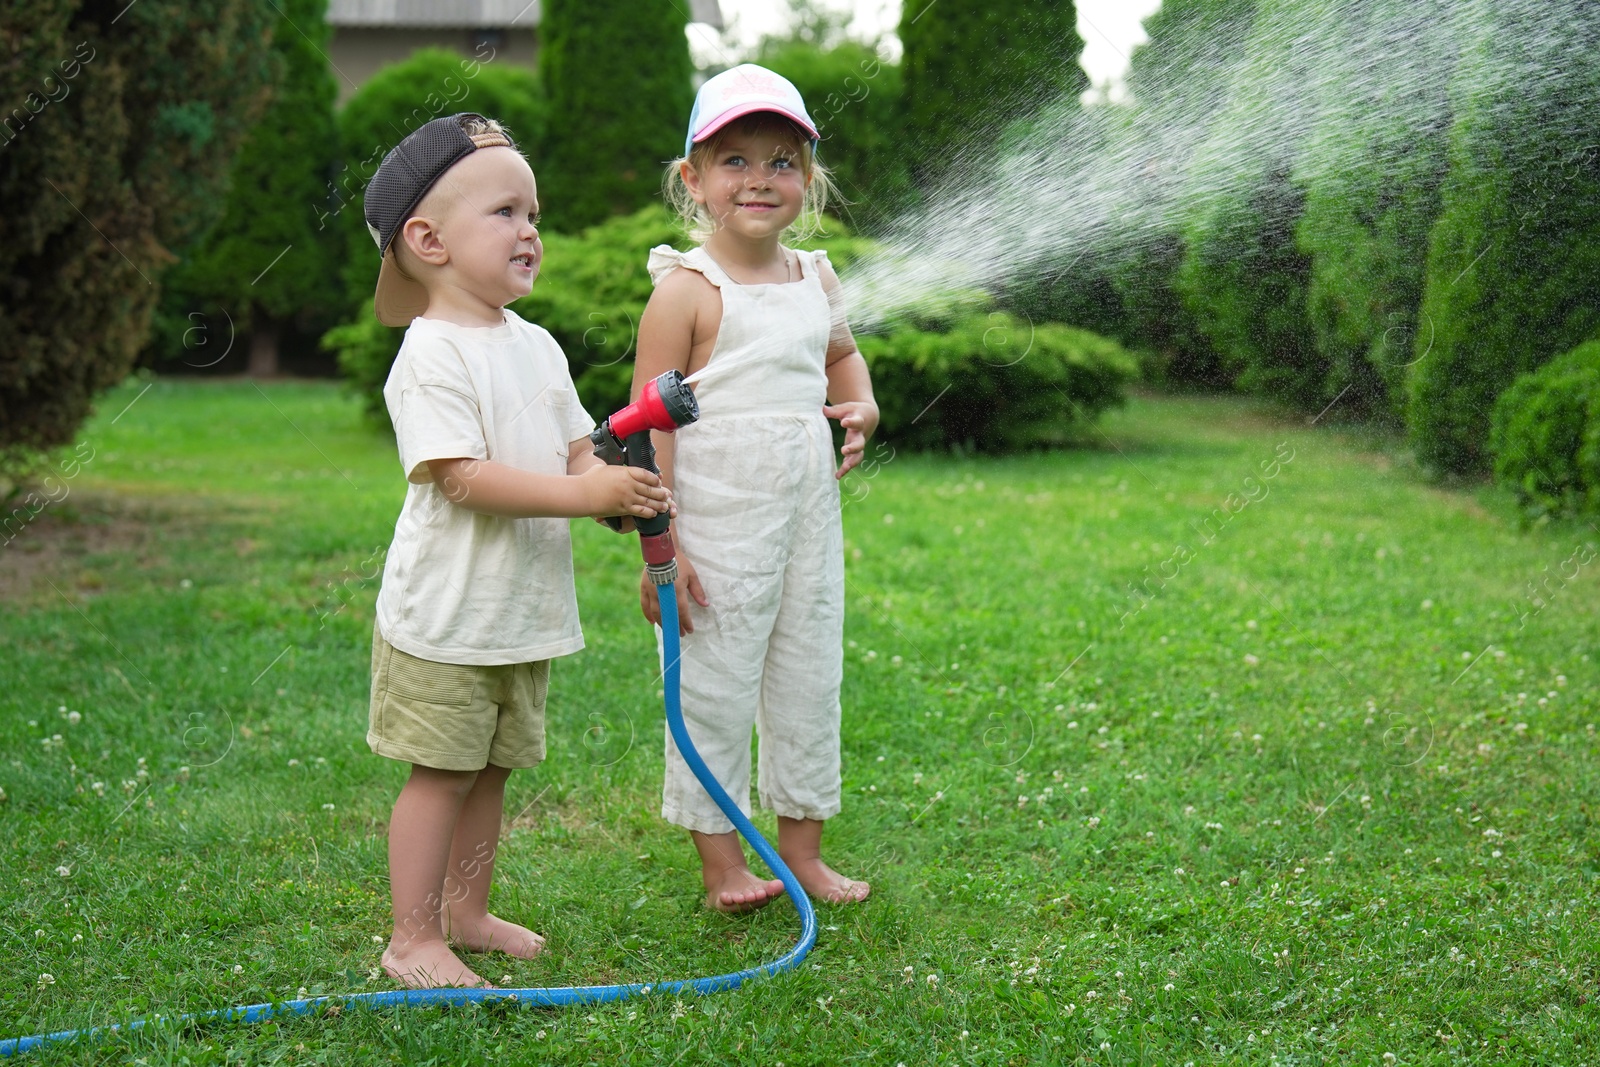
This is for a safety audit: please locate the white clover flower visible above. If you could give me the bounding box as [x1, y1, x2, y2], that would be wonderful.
[37, 974, 54, 989]
[55, 865, 70, 877]
[233, 965, 244, 974]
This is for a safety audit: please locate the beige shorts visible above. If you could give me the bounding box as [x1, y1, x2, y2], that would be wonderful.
[368, 624, 549, 771]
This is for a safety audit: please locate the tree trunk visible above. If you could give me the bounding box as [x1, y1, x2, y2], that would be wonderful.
[247, 311, 280, 377]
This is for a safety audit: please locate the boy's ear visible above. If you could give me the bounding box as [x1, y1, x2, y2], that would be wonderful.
[401, 215, 449, 268]
[679, 160, 707, 205]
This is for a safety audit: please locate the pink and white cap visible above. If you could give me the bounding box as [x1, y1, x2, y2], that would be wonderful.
[685, 63, 818, 155]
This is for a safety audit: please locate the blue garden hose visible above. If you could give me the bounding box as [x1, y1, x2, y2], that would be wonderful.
[1, 583, 817, 1058]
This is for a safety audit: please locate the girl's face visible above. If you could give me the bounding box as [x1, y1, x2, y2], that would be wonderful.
[683, 119, 810, 243]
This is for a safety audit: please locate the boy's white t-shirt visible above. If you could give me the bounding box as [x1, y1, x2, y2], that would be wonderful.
[376, 309, 596, 666]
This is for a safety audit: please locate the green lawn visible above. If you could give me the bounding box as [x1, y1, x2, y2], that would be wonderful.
[2, 376, 1597, 1065]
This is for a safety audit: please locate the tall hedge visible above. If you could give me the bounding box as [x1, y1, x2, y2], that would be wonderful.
[332, 48, 544, 318]
[1408, 0, 1600, 474]
[1292, 0, 1462, 422]
[898, 0, 1086, 193]
[144, 0, 342, 377]
[0, 1, 273, 474]
[1114, 0, 1256, 384]
[1174, 0, 1346, 408]
[538, 0, 692, 233]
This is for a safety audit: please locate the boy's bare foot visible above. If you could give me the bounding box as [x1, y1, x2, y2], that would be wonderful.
[704, 866, 787, 913]
[446, 913, 546, 959]
[381, 940, 492, 989]
[783, 855, 870, 904]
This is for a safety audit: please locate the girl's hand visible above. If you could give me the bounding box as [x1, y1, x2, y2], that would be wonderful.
[824, 401, 880, 478]
[640, 549, 709, 635]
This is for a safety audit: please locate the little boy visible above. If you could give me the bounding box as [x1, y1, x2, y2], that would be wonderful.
[362, 113, 670, 989]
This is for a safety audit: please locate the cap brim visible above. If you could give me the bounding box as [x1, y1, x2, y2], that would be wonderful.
[691, 103, 819, 150]
[374, 247, 430, 327]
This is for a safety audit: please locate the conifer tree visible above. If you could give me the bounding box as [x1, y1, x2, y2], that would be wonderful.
[148, 0, 341, 377]
[898, 0, 1086, 193]
[539, 0, 693, 232]
[1293, 0, 1463, 423]
[0, 0, 273, 472]
[1115, 0, 1256, 383]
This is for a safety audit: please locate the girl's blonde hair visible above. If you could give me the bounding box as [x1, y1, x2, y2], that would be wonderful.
[664, 112, 837, 243]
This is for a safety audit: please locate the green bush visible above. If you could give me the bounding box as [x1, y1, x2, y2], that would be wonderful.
[1489, 340, 1600, 517]
[858, 310, 1138, 452]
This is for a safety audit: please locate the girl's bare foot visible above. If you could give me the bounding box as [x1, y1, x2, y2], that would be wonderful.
[704, 866, 786, 913]
[446, 913, 546, 959]
[382, 939, 492, 989]
[776, 817, 869, 903]
[783, 855, 870, 903]
[692, 829, 785, 913]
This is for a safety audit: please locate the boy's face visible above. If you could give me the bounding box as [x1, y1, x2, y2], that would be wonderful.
[408, 147, 542, 311]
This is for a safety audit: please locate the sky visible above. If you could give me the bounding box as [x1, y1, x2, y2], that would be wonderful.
[694, 0, 1165, 101]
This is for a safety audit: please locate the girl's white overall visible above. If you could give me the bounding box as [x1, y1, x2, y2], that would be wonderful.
[647, 245, 846, 835]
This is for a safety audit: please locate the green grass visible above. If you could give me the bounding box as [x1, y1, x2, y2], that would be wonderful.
[3, 376, 1598, 1065]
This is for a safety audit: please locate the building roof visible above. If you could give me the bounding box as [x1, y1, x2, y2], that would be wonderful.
[326, 0, 724, 30]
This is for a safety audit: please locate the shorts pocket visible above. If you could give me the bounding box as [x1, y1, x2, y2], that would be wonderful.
[387, 650, 477, 706]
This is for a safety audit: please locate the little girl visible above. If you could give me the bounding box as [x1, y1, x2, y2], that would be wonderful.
[633, 64, 879, 912]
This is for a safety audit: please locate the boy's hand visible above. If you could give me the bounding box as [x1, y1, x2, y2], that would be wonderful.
[593, 490, 676, 532]
[824, 401, 880, 478]
[580, 463, 670, 519]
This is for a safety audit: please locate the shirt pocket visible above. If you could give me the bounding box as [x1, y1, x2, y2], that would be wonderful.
[542, 384, 575, 462]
